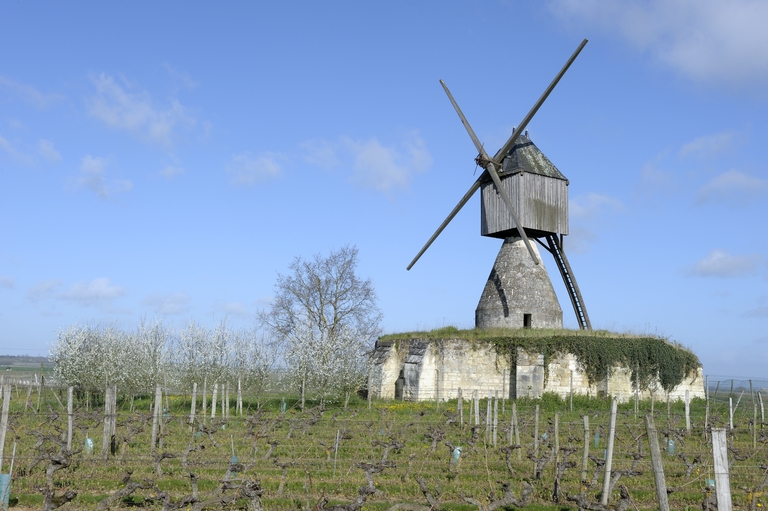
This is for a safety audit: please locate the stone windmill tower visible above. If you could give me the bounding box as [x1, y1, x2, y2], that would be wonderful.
[408, 39, 591, 331]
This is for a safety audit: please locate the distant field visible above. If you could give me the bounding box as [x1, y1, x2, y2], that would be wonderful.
[0, 355, 51, 367]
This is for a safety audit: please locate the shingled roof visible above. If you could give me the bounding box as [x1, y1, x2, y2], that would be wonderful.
[501, 133, 568, 183]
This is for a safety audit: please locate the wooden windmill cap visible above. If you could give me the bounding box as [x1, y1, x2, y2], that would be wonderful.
[501, 133, 569, 184]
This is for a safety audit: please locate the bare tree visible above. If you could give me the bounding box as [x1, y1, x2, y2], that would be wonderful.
[261, 245, 382, 409]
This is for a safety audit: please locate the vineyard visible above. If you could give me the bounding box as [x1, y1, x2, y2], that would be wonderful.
[0, 380, 766, 511]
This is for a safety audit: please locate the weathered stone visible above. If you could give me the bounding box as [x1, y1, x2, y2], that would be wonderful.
[369, 338, 705, 403]
[475, 237, 563, 329]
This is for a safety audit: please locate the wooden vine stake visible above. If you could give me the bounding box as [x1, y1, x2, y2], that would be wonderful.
[534, 404, 540, 456]
[580, 415, 590, 482]
[101, 385, 111, 460]
[554, 412, 560, 466]
[512, 402, 521, 460]
[501, 369, 506, 414]
[0, 384, 10, 472]
[211, 383, 218, 419]
[634, 373, 639, 417]
[332, 430, 340, 476]
[224, 382, 230, 419]
[753, 398, 758, 450]
[712, 428, 733, 511]
[704, 375, 709, 439]
[237, 378, 242, 417]
[645, 414, 670, 511]
[685, 390, 691, 434]
[201, 378, 207, 424]
[457, 388, 463, 429]
[485, 391, 492, 440]
[729, 397, 734, 430]
[151, 384, 161, 452]
[468, 390, 473, 425]
[66, 386, 73, 451]
[101, 385, 117, 459]
[600, 398, 618, 506]
[190, 382, 197, 424]
[36, 370, 43, 413]
[23, 386, 32, 414]
[473, 391, 480, 426]
[493, 391, 498, 448]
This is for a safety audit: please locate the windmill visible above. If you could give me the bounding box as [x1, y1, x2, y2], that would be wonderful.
[407, 39, 591, 331]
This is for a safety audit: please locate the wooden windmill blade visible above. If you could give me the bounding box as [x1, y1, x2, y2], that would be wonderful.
[437, 80, 539, 264]
[407, 81, 540, 270]
[406, 176, 483, 271]
[407, 39, 588, 271]
[491, 39, 588, 164]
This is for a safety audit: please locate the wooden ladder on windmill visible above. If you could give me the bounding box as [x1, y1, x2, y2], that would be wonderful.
[544, 235, 592, 330]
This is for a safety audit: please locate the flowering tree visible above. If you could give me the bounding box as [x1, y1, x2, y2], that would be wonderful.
[228, 326, 276, 405]
[50, 323, 131, 392]
[171, 320, 211, 390]
[332, 325, 372, 407]
[51, 318, 276, 409]
[261, 245, 382, 409]
[128, 318, 172, 394]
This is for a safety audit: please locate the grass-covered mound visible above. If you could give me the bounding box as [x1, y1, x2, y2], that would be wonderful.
[380, 326, 700, 393]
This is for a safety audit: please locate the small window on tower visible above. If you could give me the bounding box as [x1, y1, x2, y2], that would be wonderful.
[523, 314, 532, 329]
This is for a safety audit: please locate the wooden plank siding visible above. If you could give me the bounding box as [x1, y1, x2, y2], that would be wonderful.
[480, 172, 568, 238]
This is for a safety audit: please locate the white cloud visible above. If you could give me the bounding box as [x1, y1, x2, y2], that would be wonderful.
[563, 225, 599, 254]
[212, 301, 251, 318]
[160, 165, 184, 179]
[344, 137, 408, 191]
[300, 132, 432, 194]
[27, 279, 62, 302]
[0, 134, 33, 165]
[0, 276, 14, 289]
[569, 192, 624, 219]
[344, 132, 432, 193]
[75, 155, 132, 199]
[301, 139, 339, 169]
[163, 63, 199, 91]
[550, 0, 768, 88]
[87, 72, 196, 148]
[566, 193, 624, 252]
[687, 249, 763, 277]
[679, 131, 736, 159]
[696, 169, 768, 206]
[0, 75, 64, 108]
[636, 163, 675, 196]
[58, 277, 125, 306]
[143, 292, 191, 315]
[226, 151, 281, 186]
[38, 139, 62, 163]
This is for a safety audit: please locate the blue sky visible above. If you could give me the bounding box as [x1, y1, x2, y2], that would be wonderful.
[1, 1, 767, 378]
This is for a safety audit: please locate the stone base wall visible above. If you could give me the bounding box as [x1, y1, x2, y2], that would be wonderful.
[369, 338, 704, 403]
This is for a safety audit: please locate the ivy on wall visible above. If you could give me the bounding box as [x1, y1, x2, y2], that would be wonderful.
[380, 327, 700, 393]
